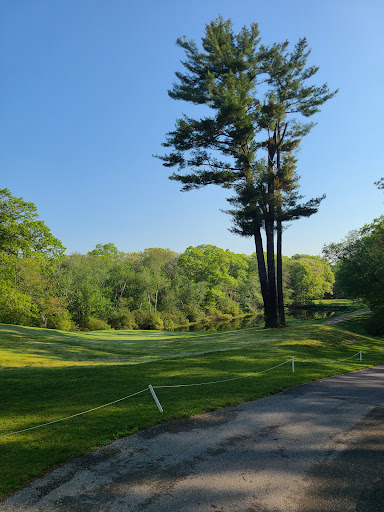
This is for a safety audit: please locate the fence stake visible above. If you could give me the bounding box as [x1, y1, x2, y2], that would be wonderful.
[148, 385, 163, 413]
[292, 356, 295, 373]
[360, 351, 362, 361]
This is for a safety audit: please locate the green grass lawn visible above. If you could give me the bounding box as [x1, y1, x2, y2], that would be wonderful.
[0, 315, 383, 499]
[311, 299, 364, 309]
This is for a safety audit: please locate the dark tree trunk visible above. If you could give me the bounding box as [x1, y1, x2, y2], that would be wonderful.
[265, 215, 279, 327]
[277, 219, 286, 325]
[264, 139, 279, 328]
[253, 227, 271, 324]
[276, 140, 286, 326]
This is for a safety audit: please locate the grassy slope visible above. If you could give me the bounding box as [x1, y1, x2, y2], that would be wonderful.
[0, 315, 383, 499]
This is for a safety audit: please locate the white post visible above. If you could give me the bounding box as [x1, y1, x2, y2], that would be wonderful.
[360, 351, 362, 361]
[292, 356, 295, 373]
[148, 385, 163, 413]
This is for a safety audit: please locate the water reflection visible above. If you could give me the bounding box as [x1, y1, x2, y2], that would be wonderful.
[288, 309, 338, 320]
[173, 314, 264, 332]
[172, 309, 339, 332]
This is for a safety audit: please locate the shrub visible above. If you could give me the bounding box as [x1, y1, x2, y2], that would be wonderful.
[182, 305, 204, 322]
[204, 305, 220, 317]
[47, 312, 73, 331]
[365, 309, 384, 337]
[159, 311, 188, 330]
[108, 310, 137, 330]
[81, 317, 111, 331]
[133, 310, 164, 330]
[208, 312, 232, 321]
[220, 300, 240, 316]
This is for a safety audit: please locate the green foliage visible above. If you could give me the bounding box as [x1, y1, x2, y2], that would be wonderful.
[0, 280, 37, 326]
[324, 217, 384, 311]
[46, 311, 74, 331]
[133, 310, 164, 330]
[288, 255, 334, 305]
[108, 310, 137, 330]
[58, 253, 114, 323]
[81, 317, 111, 331]
[158, 17, 337, 328]
[0, 186, 336, 333]
[182, 304, 204, 323]
[88, 242, 119, 257]
[324, 217, 384, 334]
[365, 308, 384, 336]
[1, 239, 337, 331]
[0, 188, 64, 257]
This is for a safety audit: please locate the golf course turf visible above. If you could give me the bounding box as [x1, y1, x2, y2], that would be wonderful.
[0, 312, 382, 499]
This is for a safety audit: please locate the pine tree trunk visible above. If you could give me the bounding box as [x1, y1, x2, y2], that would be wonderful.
[253, 227, 272, 326]
[276, 140, 285, 326]
[265, 139, 279, 328]
[277, 219, 286, 325]
[265, 216, 279, 327]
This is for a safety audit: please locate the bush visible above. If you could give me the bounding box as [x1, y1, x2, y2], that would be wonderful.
[365, 309, 384, 336]
[81, 317, 111, 331]
[207, 312, 232, 321]
[182, 305, 204, 323]
[203, 305, 220, 317]
[133, 310, 164, 330]
[47, 312, 73, 331]
[159, 311, 188, 330]
[159, 312, 175, 330]
[220, 300, 240, 316]
[108, 310, 137, 330]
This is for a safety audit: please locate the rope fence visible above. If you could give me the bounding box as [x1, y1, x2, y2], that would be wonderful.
[0, 350, 365, 439]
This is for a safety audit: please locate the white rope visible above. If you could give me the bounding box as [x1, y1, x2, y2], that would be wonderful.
[0, 351, 368, 439]
[153, 360, 291, 389]
[298, 351, 361, 364]
[0, 388, 148, 439]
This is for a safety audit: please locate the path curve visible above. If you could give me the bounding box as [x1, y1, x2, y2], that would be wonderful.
[323, 308, 370, 325]
[1, 364, 384, 512]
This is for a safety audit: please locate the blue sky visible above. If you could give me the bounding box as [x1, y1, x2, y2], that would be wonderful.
[1, 0, 383, 256]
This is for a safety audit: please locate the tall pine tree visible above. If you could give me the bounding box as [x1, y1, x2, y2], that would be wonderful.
[158, 17, 337, 327]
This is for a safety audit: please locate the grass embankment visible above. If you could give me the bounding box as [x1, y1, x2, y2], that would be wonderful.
[0, 313, 382, 499]
[305, 299, 364, 311]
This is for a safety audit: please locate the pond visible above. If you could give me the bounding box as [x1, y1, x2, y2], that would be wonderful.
[172, 314, 265, 332]
[172, 308, 342, 332]
[287, 308, 340, 320]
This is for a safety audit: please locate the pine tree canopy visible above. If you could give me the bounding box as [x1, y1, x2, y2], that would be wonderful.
[158, 16, 338, 327]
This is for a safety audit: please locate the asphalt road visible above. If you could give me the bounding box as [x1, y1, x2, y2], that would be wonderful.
[2, 365, 384, 512]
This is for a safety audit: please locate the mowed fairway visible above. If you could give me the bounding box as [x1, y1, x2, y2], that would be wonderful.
[0, 316, 383, 499]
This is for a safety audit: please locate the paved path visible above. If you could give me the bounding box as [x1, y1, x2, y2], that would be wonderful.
[323, 308, 370, 325]
[2, 365, 384, 512]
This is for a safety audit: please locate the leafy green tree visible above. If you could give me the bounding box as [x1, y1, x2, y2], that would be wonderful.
[0, 188, 64, 257]
[288, 255, 334, 305]
[16, 256, 67, 327]
[159, 17, 336, 327]
[0, 189, 65, 327]
[88, 242, 119, 257]
[58, 254, 113, 325]
[324, 217, 384, 311]
[139, 248, 178, 313]
[177, 245, 248, 313]
[0, 276, 35, 325]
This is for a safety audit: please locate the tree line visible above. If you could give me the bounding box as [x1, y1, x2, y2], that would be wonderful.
[0, 189, 335, 331]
